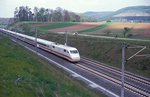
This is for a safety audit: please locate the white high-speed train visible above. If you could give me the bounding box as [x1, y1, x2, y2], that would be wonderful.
[0, 28, 80, 62]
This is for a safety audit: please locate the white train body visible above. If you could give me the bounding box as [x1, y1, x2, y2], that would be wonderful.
[0, 28, 80, 62]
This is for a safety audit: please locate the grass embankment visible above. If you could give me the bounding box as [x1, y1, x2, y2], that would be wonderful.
[38, 33, 150, 78]
[37, 22, 79, 30]
[79, 22, 111, 33]
[0, 35, 105, 97]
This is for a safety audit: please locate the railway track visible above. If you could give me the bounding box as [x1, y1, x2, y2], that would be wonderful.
[78, 57, 150, 97]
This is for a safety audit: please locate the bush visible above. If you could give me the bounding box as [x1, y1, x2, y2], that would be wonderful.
[106, 19, 111, 22]
[123, 27, 131, 37]
[127, 34, 133, 37]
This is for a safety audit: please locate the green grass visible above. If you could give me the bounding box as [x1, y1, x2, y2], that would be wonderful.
[79, 22, 112, 33]
[37, 22, 79, 30]
[0, 36, 106, 97]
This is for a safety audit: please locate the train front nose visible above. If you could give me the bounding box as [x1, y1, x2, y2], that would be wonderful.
[69, 50, 80, 61]
[71, 54, 80, 61]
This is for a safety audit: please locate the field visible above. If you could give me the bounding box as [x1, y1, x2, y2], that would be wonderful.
[80, 22, 150, 39]
[79, 22, 111, 32]
[31, 22, 103, 33]
[0, 35, 105, 97]
[84, 22, 135, 35]
[48, 22, 100, 32]
[130, 23, 150, 38]
[32, 22, 79, 31]
[29, 21, 150, 39]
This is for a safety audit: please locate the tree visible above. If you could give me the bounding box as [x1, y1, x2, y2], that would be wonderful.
[49, 9, 54, 22]
[63, 10, 70, 21]
[39, 8, 46, 21]
[28, 11, 34, 21]
[14, 7, 19, 22]
[53, 7, 63, 21]
[34, 7, 39, 21]
[18, 6, 24, 21]
[15, 6, 33, 21]
[69, 12, 80, 22]
[106, 19, 111, 22]
[45, 9, 50, 22]
[74, 14, 80, 22]
[24, 6, 30, 21]
[14, 6, 81, 22]
[123, 27, 130, 38]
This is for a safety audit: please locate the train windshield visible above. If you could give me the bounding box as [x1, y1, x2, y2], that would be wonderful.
[70, 50, 78, 54]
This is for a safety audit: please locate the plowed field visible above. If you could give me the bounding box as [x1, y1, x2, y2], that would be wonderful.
[105, 22, 134, 29]
[48, 22, 101, 32]
[83, 22, 150, 38]
[130, 23, 150, 37]
[86, 22, 135, 35]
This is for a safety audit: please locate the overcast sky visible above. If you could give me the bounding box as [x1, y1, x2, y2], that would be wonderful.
[0, 0, 150, 18]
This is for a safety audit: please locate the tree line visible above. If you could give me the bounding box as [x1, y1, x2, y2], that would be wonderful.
[14, 6, 81, 22]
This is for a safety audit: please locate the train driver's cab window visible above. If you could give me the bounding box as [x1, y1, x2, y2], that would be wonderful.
[70, 50, 78, 54]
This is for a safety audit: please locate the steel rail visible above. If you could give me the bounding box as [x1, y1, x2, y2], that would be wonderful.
[81, 56, 150, 86]
[75, 63, 150, 97]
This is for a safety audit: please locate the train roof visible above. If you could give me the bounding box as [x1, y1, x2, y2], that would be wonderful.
[37, 38, 77, 51]
[37, 38, 53, 45]
[52, 43, 77, 51]
[2, 29, 78, 51]
[17, 33, 35, 40]
[17, 33, 54, 46]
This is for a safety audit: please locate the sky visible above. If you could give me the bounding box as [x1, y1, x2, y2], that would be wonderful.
[0, 0, 150, 18]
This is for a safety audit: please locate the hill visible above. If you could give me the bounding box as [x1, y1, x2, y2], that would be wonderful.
[114, 6, 150, 17]
[83, 11, 114, 21]
[82, 6, 150, 22]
